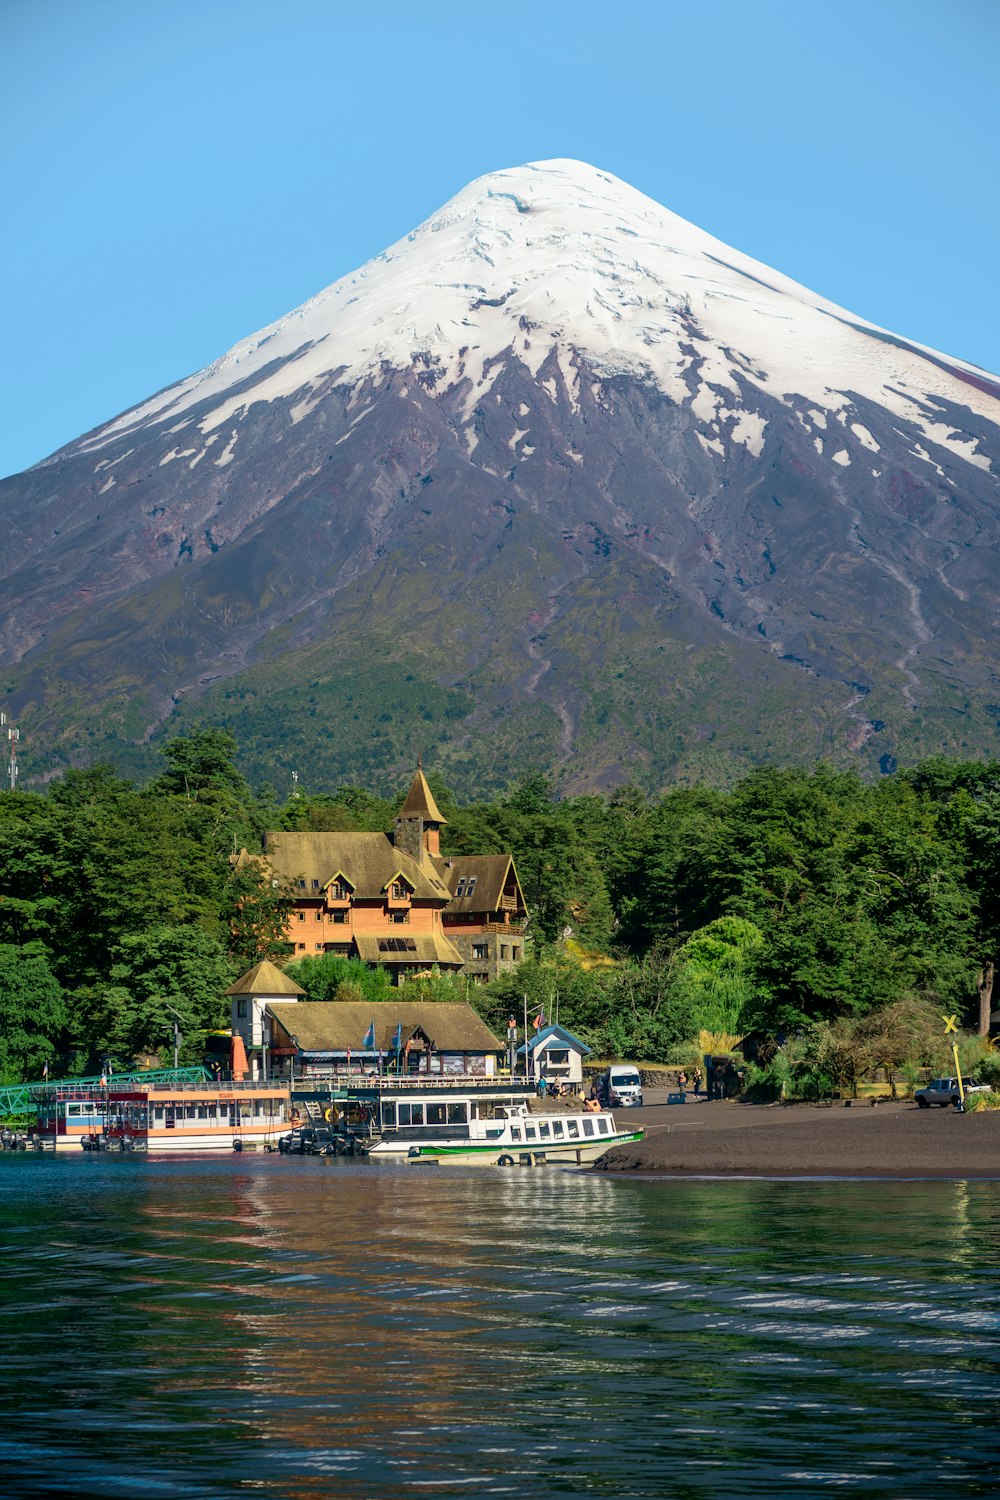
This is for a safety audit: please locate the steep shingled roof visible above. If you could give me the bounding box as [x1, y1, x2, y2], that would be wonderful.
[399, 767, 447, 824]
[225, 960, 306, 997]
[266, 1001, 503, 1054]
[432, 853, 526, 914]
[264, 831, 451, 901]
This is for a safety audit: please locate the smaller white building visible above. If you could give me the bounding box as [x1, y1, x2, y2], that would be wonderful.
[227, 960, 305, 1081]
[516, 1024, 591, 1087]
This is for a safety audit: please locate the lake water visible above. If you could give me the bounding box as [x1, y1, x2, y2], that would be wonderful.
[1, 1155, 998, 1499]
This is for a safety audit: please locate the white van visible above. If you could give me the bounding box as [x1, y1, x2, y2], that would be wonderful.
[599, 1066, 643, 1107]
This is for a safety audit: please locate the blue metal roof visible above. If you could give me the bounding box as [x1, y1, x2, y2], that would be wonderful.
[514, 1023, 591, 1059]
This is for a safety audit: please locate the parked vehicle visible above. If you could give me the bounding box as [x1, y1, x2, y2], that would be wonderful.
[914, 1077, 989, 1108]
[597, 1066, 643, 1108]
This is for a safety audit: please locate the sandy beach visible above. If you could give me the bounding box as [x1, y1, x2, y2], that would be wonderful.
[594, 1098, 1000, 1177]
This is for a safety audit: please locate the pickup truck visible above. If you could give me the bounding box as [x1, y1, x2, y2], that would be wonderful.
[914, 1077, 989, 1108]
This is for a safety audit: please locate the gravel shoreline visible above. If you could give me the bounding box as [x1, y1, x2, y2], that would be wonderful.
[594, 1099, 1000, 1178]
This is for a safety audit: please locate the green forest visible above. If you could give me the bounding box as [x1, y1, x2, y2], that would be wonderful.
[2, 727, 1000, 1097]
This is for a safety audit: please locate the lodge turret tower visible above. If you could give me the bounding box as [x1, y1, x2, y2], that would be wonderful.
[393, 762, 447, 861]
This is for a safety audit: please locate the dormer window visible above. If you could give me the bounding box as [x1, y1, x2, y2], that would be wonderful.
[385, 874, 413, 905]
[328, 881, 351, 901]
[456, 876, 477, 898]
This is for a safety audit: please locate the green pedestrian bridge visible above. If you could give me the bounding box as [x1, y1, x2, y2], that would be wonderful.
[0, 1067, 212, 1118]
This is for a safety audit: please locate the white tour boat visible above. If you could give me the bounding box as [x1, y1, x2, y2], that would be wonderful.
[367, 1098, 643, 1165]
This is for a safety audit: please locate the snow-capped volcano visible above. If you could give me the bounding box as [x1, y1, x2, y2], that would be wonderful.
[76, 158, 996, 478]
[4, 159, 1000, 791]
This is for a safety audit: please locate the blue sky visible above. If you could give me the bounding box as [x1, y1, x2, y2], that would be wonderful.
[1, 0, 997, 479]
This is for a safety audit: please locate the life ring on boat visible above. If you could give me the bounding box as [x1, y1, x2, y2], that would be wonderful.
[497, 1153, 515, 1167]
[323, 1105, 339, 1124]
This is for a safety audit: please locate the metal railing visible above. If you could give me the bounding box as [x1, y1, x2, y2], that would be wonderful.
[1, 1066, 217, 1116]
[286, 1071, 534, 1093]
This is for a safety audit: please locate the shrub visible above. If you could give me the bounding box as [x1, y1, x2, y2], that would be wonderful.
[974, 1052, 1000, 1089]
[965, 1089, 1000, 1112]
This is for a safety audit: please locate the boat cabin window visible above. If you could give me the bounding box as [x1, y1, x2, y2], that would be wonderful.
[447, 1103, 468, 1125]
[525, 1125, 537, 1140]
[511, 1127, 522, 1141]
[567, 1120, 579, 1138]
[551, 1121, 564, 1138]
[597, 1118, 609, 1133]
[381, 1102, 397, 1127]
[426, 1103, 446, 1125]
[582, 1119, 595, 1137]
[398, 1103, 423, 1126]
[539, 1122, 551, 1139]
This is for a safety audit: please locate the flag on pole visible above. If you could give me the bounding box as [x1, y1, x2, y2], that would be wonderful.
[362, 1020, 376, 1050]
[42, 1060, 49, 1081]
[392, 1022, 403, 1051]
[346, 1046, 352, 1068]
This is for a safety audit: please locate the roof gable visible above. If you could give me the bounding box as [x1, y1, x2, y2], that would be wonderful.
[515, 1023, 592, 1058]
[434, 853, 527, 914]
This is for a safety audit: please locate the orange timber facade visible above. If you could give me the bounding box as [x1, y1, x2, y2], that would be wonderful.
[249, 769, 529, 983]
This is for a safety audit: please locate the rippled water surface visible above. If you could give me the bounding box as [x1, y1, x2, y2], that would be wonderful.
[1, 1156, 998, 1499]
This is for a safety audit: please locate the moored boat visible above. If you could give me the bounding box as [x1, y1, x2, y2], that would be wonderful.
[35, 1081, 291, 1153]
[367, 1098, 643, 1165]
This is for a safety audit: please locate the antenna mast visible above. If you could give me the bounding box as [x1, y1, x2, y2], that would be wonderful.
[0, 712, 18, 792]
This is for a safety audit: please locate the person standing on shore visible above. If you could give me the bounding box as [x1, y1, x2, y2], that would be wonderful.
[693, 1069, 702, 1097]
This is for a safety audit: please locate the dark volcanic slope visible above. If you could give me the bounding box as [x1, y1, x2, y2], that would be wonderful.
[3, 160, 999, 792]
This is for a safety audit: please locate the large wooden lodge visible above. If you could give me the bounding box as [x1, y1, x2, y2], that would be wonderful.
[235, 766, 529, 984]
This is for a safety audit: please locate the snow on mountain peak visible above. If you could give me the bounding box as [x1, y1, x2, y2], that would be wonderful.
[79, 158, 999, 474]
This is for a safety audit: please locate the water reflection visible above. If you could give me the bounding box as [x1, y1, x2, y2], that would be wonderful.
[1, 1156, 998, 1498]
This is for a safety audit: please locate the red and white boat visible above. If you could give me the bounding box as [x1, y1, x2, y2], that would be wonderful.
[35, 1081, 291, 1153]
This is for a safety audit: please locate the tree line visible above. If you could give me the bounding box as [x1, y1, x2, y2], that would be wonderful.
[1, 729, 999, 1084]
